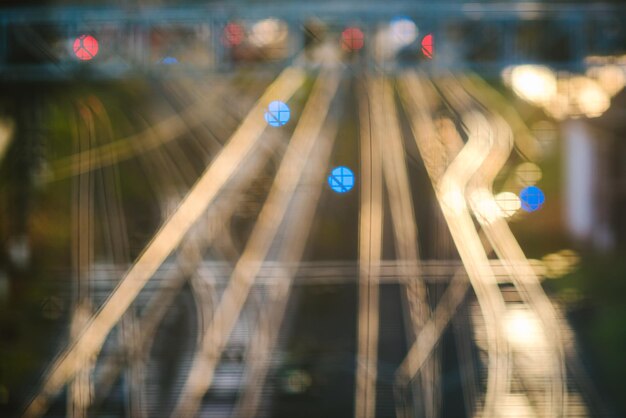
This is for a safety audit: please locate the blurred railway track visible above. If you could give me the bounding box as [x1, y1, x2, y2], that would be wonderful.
[4, 25, 617, 417]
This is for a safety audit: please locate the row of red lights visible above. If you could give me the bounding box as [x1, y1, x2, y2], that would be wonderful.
[71, 26, 433, 61]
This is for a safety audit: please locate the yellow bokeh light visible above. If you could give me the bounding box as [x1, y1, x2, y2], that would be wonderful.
[250, 18, 289, 47]
[586, 65, 626, 97]
[507, 65, 613, 119]
[572, 76, 611, 118]
[511, 65, 557, 106]
[494, 191, 521, 217]
[515, 162, 542, 186]
[542, 249, 579, 279]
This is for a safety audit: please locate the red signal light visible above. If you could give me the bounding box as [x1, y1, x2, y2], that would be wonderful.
[73, 34, 99, 61]
[342, 27, 364, 51]
[421, 33, 433, 59]
[222, 22, 245, 47]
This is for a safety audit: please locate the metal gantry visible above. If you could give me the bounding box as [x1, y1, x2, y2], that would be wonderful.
[1, 2, 626, 79]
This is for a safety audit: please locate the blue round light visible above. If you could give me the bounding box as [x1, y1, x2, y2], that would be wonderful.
[264, 101, 290, 127]
[519, 185, 545, 212]
[328, 166, 355, 193]
[161, 56, 178, 64]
